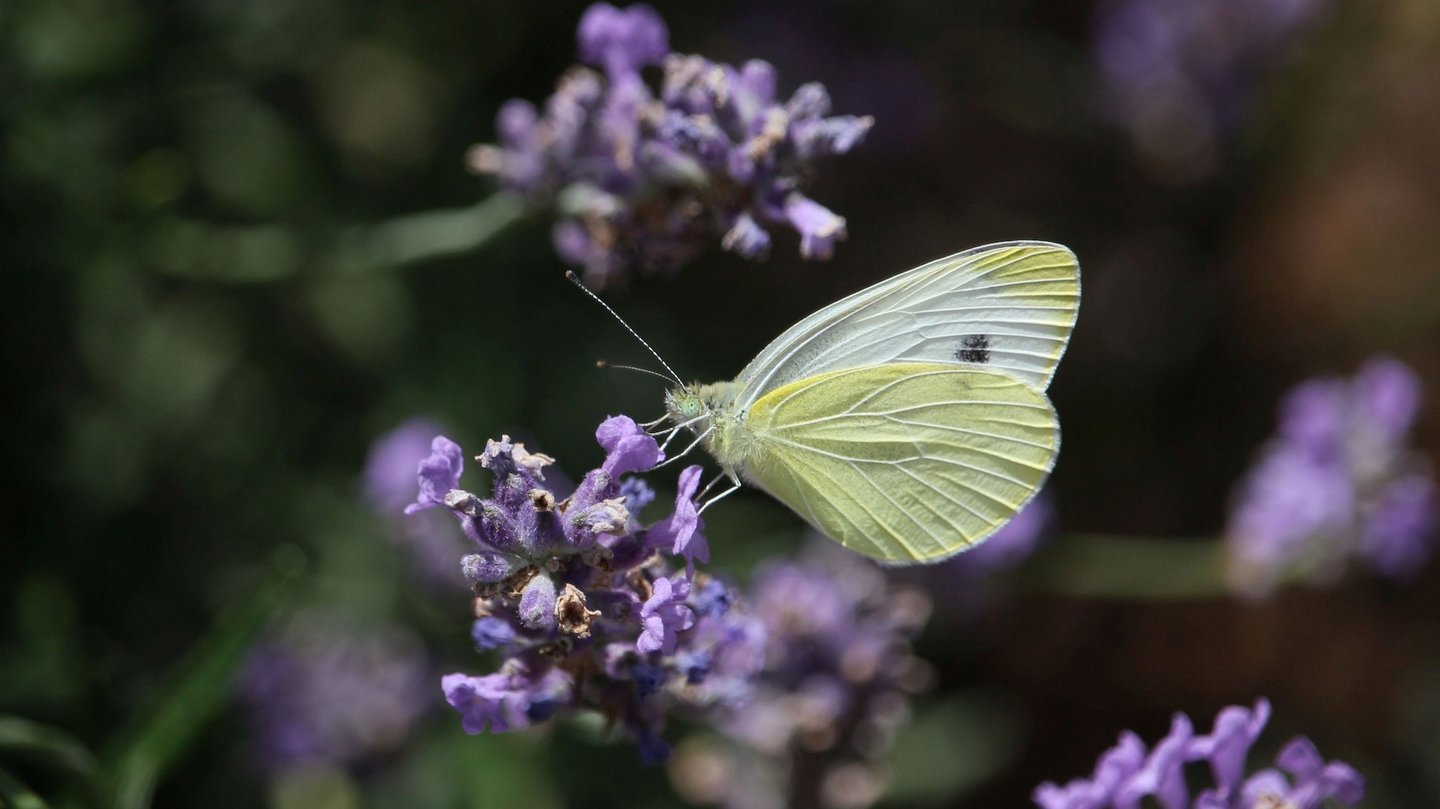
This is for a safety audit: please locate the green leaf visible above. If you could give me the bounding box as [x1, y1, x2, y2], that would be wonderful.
[0, 717, 98, 785]
[102, 546, 307, 809]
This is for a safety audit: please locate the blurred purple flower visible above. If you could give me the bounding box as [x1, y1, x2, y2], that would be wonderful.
[418, 415, 767, 760]
[905, 491, 1055, 619]
[1226, 355, 1438, 596]
[679, 542, 931, 807]
[1092, 0, 1330, 179]
[954, 490, 1055, 573]
[469, 2, 872, 286]
[237, 614, 431, 771]
[364, 419, 470, 586]
[1034, 699, 1365, 809]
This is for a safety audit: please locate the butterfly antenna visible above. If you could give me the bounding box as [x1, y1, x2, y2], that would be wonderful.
[595, 360, 677, 385]
[567, 271, 683, 385]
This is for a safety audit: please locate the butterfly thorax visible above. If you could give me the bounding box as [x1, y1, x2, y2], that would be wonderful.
[664, 381, 754, 471]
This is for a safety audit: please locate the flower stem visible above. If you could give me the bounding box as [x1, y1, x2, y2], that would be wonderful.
[343, 191, 527, 273]
[1018, 533, 1233, 600]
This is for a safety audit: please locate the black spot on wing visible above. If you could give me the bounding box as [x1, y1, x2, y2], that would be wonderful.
[956, 334, 991, 364]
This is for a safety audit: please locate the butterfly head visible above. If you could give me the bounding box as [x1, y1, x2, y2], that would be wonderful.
[664, 385, 710, 426]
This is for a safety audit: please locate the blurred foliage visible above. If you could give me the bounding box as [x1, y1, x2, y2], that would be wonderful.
[3, 0, 1440, 806]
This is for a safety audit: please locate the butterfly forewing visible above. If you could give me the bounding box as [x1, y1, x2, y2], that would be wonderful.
[732, 242, 1079, 409]
[738, 363, 1060, 563]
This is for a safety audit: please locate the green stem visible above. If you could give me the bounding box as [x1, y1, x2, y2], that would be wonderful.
[0, 713, 97, 783]
[101, 547, 306, 809]
[339, 192, 528, 273]
[1018, 533, 1233, 600]
[147, 193, 529, 283]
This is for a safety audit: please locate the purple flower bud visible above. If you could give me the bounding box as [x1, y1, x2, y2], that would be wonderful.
[471, 617, 517, 651]
[462, 552, 517, 584]
[404, 436, 464, 514]
[518, 573, 558, 631]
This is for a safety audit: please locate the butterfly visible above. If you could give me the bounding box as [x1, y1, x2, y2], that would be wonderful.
[661, 241, 1079, 564]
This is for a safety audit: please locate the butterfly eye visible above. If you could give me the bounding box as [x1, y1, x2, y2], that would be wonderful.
[682, 398, 702, 419]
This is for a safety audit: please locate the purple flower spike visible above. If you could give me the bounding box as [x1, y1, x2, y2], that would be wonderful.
[638, 574, 695, 654]
[471, 3, 872, 285]
[237, 614, 431, 771]
[1227, 354, 1437, 595]
[1091, 0, 1331, 180]
[647, 465, 709, 571]
[426, 415, 771, 761]
[578, 3, 669, 81]
[404, 436, 464, 514]
[598, 415, 665, 475]
[1033, 699, 1365, 809]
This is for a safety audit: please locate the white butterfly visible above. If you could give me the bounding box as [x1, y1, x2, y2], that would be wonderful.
[659, 241, 1079, 564]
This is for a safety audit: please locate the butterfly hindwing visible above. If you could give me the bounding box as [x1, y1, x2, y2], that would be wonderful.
[737, 363, 1059, 563]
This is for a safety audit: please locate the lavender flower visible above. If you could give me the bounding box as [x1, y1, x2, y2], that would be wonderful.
[1092, 0, 1330, 179]
[416, 416, 766, 760]
[469, 2, 873, 286]
[237, 613, 431, 771]
[1226, 355, 1438, 597]
[670, 543, 933, 808]
[1033, 699, 1365, 809]
[364, 419, 468, 585]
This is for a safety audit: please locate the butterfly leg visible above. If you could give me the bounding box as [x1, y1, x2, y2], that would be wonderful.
[653, 425, 715, 469]
[697, 470, 730, 499]
[697, 481, 742, 515]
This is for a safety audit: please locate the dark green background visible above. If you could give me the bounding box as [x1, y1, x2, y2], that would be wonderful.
[4, 0, 1439, 805]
